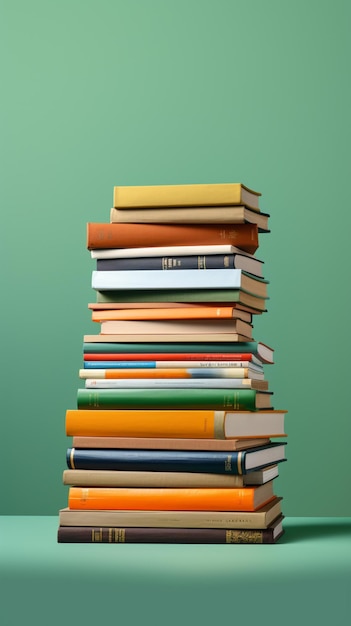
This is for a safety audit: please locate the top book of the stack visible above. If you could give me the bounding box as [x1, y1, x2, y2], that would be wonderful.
[113, 183, 261, 212]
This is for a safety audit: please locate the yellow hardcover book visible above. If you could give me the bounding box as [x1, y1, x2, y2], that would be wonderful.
[113, 183, 261, 211]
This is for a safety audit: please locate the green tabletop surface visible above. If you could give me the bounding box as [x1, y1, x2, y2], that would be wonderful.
[1, 516, 350, 626]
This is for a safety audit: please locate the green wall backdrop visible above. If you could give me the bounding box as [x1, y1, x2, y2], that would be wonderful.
[1, 0, 350, 515]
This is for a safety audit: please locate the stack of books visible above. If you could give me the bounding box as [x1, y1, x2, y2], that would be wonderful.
[58, 182, 288, 544]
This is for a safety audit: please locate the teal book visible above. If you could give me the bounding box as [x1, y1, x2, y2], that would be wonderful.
[76, 388, 273, 410]
[95, 288, 267, 311]
[82, 341, 274, 364]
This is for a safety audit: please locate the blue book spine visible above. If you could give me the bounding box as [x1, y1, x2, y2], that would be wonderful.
[67, 448, 245, 474]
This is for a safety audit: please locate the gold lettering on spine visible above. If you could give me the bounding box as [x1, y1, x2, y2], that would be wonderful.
[226, 530, 263, 544]
[69, 448, 75, 469]
[224, 455, 232, 472]
[92, 529, 103, 543]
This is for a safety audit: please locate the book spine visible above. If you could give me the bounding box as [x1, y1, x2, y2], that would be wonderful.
[91, 268, 247, 291]
[76, 388, 258, 410]
[82, 361, 259, 369]
[62, 469, 245, 488]
[57, 526, 280, 544]
[83, 379, 267, 390]
[82, 342, 260, 355]
[96, 254, 239, 271]
[66, 408, 221, 438]
[68, 486, 265, 511]
[66, 448, 246, 475]
[79, 367, 252, 379]
[86, 223, 259, 255]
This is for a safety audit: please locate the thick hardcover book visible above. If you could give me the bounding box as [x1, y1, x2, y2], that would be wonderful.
[86, 223, 259, 255]
[96, 253, 264, 278]
[92, 268, 268, 297]
[59, 497, 283, 529]
[79, 366, 264, 380]
[57, 516, 284, 544]
[71, 436, 271, 452]
[62, 465, 278, 488]
[76, 388, 273, 410]
[66, 443, 287, 475]
[82, 341, 274, 363]
[67, 481, 275, 512]
[91, 306, 253, 322]
[84, 378, 269, 391]
[112, 183, 261, 211]
[109, 205, 269, 231]
[66, 408, 286, 438]
[95, 288, 267, 310]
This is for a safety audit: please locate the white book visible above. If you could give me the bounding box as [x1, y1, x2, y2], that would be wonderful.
[90, 244, 255, 260]
[92, 268, 267, 294]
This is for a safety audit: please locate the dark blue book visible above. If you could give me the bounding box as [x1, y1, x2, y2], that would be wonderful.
[66, 442, 287, 475]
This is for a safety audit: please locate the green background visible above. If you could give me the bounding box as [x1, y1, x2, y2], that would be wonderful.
[1, 0, 350, 516]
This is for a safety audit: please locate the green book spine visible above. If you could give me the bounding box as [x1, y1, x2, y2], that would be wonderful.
[83, 341, 262, 354]
[76, 388, 258, 410]
[96, 289, 262, 303]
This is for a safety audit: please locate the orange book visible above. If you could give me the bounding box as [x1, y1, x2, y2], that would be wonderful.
[65, 409, 287, 439]
[68, 482, 275, 512]
[91, 305, 252, 322]
[78, 367, 258, 379]
[86, 222, 259, 255]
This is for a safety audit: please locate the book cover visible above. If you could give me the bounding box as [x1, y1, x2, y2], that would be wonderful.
[57, 516, 285, 544]
[83, 378, 269, 391]
[109, 205, 269, 231]
[67, 481, 275, 511]
[76, 388, 273, 410]
[82, 341, 274, 363]
[79, 366, 264, 379]
[86, 222, 259, 255]
[59, 497, 283, 529]
[66, 443, 287, 474]
[91, 268, 268, 297]
[71, 436, 272, 451]
[95, 289, 267, 310]
[95, 253, 264, 277]
[112, 182, 261, 210]
[91, 305, 253, 322]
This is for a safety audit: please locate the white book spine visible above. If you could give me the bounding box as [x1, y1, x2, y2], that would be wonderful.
[92, 268, 243, 290]
[90, 245, 253, 259]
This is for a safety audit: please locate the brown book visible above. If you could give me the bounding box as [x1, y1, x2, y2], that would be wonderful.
[109, 205, 269, 231]
[71, 436, 271, 451]
[86, 222, 259, 255]
[112, 182, 261, 211]
[57, 515, 285, 544]
[58, 496, 283, 529]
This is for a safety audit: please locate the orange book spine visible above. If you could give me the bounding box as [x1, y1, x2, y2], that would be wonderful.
[65, 409, 219, 438]
[68, 487, 267, 511]
[91, 306, 239, 322]
[86, 223, 259, 255]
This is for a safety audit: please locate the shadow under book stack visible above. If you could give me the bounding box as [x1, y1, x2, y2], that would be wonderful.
[58, 182, 288, 544]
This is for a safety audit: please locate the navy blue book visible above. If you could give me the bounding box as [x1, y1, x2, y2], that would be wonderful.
[66, 442, 287, 475]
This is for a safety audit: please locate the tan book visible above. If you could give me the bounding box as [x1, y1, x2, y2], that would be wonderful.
[71, 436, 272, 450]
[98, 318, 253, 337]
[110, 205, 269, 231]
[113, 183, 261, 211]
[63, 469, 248, 488]
[59, 497, 282, 529]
